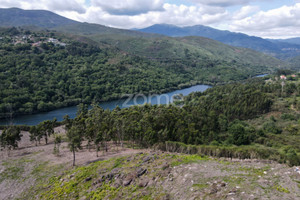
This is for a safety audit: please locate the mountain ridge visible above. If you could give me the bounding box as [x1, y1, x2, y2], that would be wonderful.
[136, 24, 300, 59]
[0, 7, 79, 28]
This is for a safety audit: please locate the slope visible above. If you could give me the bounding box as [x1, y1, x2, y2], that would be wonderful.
[0, 8, 79, 28]
[90, 34, 284, 71]
[137, 24, 300, 59]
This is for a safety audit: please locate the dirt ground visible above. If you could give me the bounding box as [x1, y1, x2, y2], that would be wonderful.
[0, 126, 144, 200]
[1, 127, 300, 200]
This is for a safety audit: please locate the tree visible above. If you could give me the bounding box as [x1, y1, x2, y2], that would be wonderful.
[263, 121, 281, 135]
[284, 147, 300, 166]
[39, 119, 57, 144]
[66, 125, 84, 166]
[63, 115, 72, 131]
[0, 126, 22, 156]
[227, 122, 250, 146]
[29, 126, 42, 146]
[53, 134, 62, 156]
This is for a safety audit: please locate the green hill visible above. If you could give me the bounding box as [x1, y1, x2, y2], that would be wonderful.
[90, 34, 284, 74]
[0, 27, 287, 118]
[289, 55, 300, 70]
[0, 8, 79, 28]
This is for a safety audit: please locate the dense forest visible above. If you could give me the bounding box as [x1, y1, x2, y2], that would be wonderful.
[3, 77, 299, 166]
[62, 77, 300, 165]
[0, 28, 278, 119]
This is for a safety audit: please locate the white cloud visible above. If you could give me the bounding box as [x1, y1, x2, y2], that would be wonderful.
[72, 3, 228, 29]
[0, 0, 86, 13]
[1, 0, 300, 38]
[190, 0, 250, 7]
[91, 0, 165, 15]
[232, 5, 260, 20]
[230, 3, 300, 38]
[0, 0, 22, 8]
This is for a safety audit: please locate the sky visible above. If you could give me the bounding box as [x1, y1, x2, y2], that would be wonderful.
[1, 0, 300, 38]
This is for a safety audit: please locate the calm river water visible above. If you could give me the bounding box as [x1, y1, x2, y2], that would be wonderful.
[0, 85, 211, 125]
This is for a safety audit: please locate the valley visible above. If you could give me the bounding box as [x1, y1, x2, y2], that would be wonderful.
[1, 6, 300, 200]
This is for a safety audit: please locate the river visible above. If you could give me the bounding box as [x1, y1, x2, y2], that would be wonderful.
[0, 73, 269, 126]
[0, 85, 211, 125]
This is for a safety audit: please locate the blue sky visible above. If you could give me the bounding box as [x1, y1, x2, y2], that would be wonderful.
[1, 0, 300, 38]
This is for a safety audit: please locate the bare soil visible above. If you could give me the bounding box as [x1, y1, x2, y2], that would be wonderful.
[0, 127, 144, 200]
[1, 127, 300, 200]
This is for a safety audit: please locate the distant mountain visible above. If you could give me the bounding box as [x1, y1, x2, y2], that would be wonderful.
[0, 8, 79, 28]
[270, 38, 300, 45]
[0, 8, 158, 38]
[289, 54, 300, 70]
[53, 22, 158, 38]
[0, 8, 286, 74]
[136, 24, 300, 59]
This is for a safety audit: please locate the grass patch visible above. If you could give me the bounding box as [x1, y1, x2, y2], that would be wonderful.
[274, 185, 290, 193]
[0, 157, 34, 183]
[223, 175, 245, 185]
[171, 154, 209, 166]
[192, 183, 209, 189]
[237, 166, 271, 176]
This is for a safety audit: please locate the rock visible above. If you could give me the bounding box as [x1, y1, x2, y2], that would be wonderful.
[220, 182, 226, 187]
[123, 173, 136, 186]
[98, 169, 108, 174]
[127, 157, 133, 162]
[209, 183, 219, 194]
[143, 156, 152, 163]
[137, 168, 147, 177]
[92, 179, 101, 186]
[123, 178, 133, 186]
[161, 194, 170, 200]
[111, 168, 120, 174]
[85, 177, 92, 182]
[106, 174, 113, 181]
[229, 188, 237, 194]
[162, 163, 170, 170]
[138, 179, 149, 187]
[148, 180, 154, 186]
[113, 179, 123, 188]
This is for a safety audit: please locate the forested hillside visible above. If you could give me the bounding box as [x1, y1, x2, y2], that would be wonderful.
[0, 28, 283, 118]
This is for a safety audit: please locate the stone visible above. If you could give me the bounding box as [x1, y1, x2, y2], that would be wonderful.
[85, 177, 92, 182]
[113, 179, 123, 188]
[210, 183, 219, 194]
[143, 156, 152, 163]
[162, 163, 170, 170]
[137, 168, 147, 177]
[111, 168, 120, 174]
[123, 178, 133, 186]
[220, 182, 226, 187]
[106, 173, 114, 181]
[138, 179, 149, 187]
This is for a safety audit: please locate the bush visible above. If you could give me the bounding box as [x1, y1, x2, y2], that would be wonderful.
[263, 121, 281, 134]
[281, 113, 296, 121]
